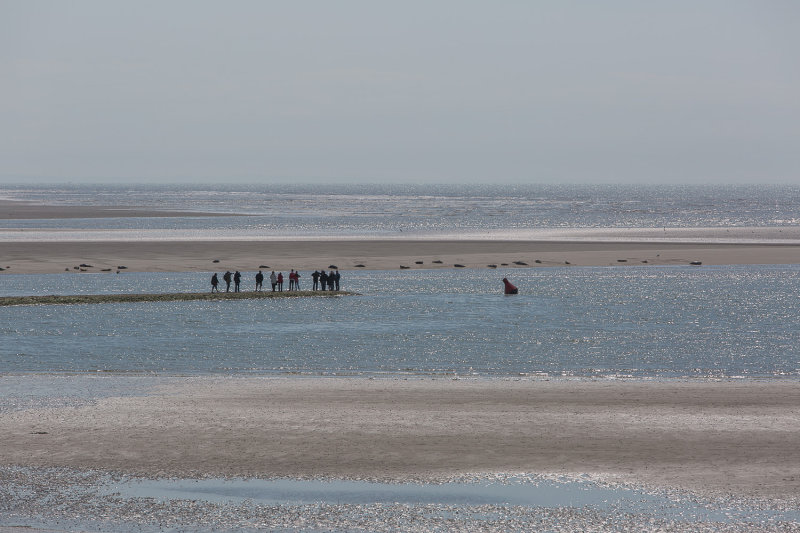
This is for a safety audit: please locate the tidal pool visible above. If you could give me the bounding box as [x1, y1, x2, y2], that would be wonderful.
[104, 476, 800, 525]
[4, 468, 799, 532]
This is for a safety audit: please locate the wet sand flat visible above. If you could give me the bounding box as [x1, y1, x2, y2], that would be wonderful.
[1, 378, 799, 500]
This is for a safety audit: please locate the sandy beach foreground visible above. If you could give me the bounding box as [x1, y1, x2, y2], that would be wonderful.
[2, 378, 799, 500]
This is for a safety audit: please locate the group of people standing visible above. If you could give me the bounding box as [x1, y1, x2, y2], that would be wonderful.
[210, 270, 242, 292]
[211, 269, 341, 293]
[311, 269, 340, 291]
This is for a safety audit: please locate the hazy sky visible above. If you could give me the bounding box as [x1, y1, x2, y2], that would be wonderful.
[2, 1, 799, 185]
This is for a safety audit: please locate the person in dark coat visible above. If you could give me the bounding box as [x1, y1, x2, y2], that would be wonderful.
[319, 270, 328, 291]
[277, 272, 284, 291]
[233, 271, 241, 292]
[211, 273, 219, 293]
[327, 270, 335, 291]
[223, 271, 232, 292]
[255, 270, 264, 291]
[334, 270, 340, 291]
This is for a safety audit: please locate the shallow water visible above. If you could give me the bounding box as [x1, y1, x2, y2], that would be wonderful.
[2, 468, 797, 532]
[105, 476, 800, 524]
[2, 265, 800, 379]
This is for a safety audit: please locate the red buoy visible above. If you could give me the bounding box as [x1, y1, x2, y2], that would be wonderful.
[502, 277, 518, 295]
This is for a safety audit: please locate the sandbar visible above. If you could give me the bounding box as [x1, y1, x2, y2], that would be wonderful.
[3, 238, 800, 274]
[3, 202, 800, 273]
[1, 378, 799, 500]
[0, 199, 230, 219]
[0, 290, 353, 307]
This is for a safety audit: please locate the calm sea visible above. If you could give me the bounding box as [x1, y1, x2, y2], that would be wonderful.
[1, 183, 799, 241]
[2, 265, 799, 380]
[1, 184, 799, 381]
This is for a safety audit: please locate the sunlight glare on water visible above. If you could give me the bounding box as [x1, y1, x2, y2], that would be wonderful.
[2, 265, 799, 379]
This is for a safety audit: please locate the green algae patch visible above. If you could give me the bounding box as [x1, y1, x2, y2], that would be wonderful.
[0, 291, 356, 307]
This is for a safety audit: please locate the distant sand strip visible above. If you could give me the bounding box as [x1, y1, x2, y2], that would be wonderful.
[0, 199, 232, 219]
[2, 378, 799, 500]
[3, 239, 800, 274]
[3, 201, 800, 272]
[0, 290, 354, 307]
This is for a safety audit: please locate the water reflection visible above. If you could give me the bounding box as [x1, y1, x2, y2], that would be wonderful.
[106, 476, 800, 524]
[2, 266, 800, 378]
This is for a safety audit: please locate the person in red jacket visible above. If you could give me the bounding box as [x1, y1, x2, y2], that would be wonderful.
[502, 277, 518, 295]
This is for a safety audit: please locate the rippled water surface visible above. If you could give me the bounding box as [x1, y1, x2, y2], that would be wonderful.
[2, 183, 800, 240]
[2, 265, 799, 379]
